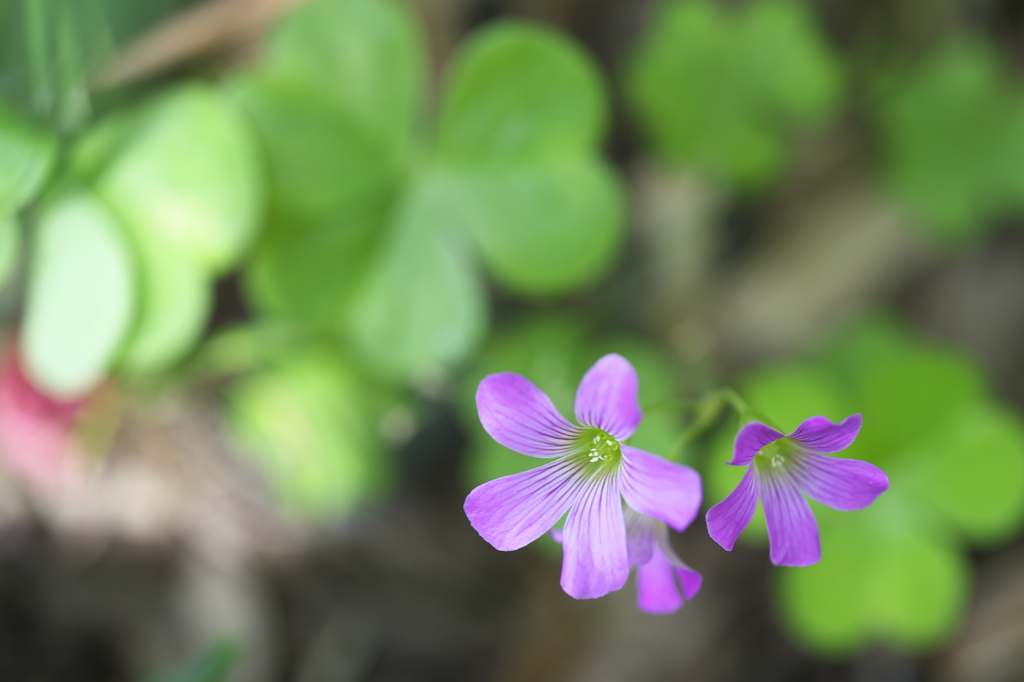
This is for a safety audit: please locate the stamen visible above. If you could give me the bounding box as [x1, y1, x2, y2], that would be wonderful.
[579, 428, 622, 466]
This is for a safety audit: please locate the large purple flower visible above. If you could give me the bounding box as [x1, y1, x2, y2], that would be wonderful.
[465, 354, 703, 600]
[705, 414, 889, 567]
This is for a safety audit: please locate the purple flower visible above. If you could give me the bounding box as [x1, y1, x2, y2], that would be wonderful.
[624, 508, 702, 613]
[465, 354, 703, 600]
[551, 508, 702, 613]
[706, 414, 889, 567]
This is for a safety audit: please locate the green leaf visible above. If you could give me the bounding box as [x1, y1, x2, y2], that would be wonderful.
[346, 181, 487, 381]
[876, 41, 1024, 240]
[436, 159, 624, 295]
[0, 105, 54, 215]
[716, 316, 1024, 655]
[0, 218, 20, 292]
[23, 192, 135, 397]
[117, 240, 212, 377]
[233, 0, 423, 325]
[778, 519, 968, 656]
[243, 185, 390, 328]
[148, 642, 237, 682]
[907, 403, 1024, 546]
[625, 0, 842, 189]
[433, 22, 623, 294]
[228, 347, 390, 514]
[97, 83, 263, 273]
[233, 0, 421, 226]
[269, 0, 423, 147]
[435, 21, 605, 164]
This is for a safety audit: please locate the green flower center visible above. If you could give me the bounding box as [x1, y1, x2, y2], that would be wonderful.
[754, 438, 797, 471]
[576, 427, 622, 472]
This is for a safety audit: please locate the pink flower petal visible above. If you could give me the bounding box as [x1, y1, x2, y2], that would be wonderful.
[731, 421, 785, 465]
[621, 446, 702, 532]
[789, 414, 862, 453]
[677, 566, 703, 601]
[464, 457, 586, 551]
[636, 546, 683, 614]
[477, 372, 581, 457]
[706, 467, 760, 551]
[560, 472, 629, 599]
[635, 522, 703, 613]
[573, 354, 642, 440]
[761, 473, 821, 567]
[794, 452, 888, 511]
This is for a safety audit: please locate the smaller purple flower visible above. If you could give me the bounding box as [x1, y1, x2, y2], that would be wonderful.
[624, 508, 702, 613]
[465, 354, 702, 600]
[706, 414, 888, 567]
[552, 508, 702, 613]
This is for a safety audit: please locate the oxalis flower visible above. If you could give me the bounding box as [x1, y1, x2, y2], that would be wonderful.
[551, 507, 702, 613]
[706, 414, 889, 567]
[465, 354, 703, 601]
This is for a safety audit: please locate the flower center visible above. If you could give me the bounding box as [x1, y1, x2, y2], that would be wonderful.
[577, 428, 621, 469]
[754, 439, 794, 470]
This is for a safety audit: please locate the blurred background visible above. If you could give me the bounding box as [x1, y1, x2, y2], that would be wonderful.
[3, 0, 1024, 680]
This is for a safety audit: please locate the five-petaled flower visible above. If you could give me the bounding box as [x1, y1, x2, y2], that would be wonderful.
[465, 354, 703, 601]
[705, 414, 888, 567]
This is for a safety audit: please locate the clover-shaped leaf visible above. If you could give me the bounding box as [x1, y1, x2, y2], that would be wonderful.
[705, 316, 1024, 654]
[625, 0, 842, 189]
[237, 0, 624, 381]
[23, 193, 135, 398]
[74, 83, 263, 376]
[875, 42, 1024, 241]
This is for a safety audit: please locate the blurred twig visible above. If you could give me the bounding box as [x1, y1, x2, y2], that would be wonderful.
[94, 0, 312, 88]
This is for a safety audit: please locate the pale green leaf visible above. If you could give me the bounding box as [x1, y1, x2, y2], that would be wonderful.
[117, 240, 212, 377]
[228, 347, 388, 514]
[98, 83, 263, 273]
[23, 192, 135, 397]
[778, 521, 968, 655]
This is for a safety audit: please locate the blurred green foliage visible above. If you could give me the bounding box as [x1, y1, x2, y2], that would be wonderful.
[875, 41, 1024, 241]
[146, 642, 237, 682]
[18, 83, 263, 396]
[0, 104, 54, 216]
[226, 340, 393, 515]
[236, 0, 624, 381]
[706, 316, 1024, 655]
[625, 0, 842, 189]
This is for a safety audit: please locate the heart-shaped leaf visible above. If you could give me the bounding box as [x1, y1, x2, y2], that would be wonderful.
[98, 84, 263, 273]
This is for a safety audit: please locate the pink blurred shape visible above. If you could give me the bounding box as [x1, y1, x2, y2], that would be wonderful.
[0, 347, 82, 490]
